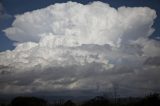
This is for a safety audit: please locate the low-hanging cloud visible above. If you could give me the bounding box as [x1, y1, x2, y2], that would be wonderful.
[0, 1, 160, 96]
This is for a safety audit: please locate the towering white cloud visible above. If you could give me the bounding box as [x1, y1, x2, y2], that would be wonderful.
[4, 1, 156, 47]
[0, 1, 160, 96]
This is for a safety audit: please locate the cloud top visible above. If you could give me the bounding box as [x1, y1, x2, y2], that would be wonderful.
[4, 1, 156, 47]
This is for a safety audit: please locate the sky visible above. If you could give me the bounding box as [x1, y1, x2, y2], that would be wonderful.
[0, 0, 160, 97]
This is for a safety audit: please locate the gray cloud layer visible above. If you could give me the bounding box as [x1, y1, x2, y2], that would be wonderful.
[0, 1, 160, 97]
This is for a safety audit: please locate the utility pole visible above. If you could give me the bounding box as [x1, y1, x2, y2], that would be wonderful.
[114, 86, 117, 105]
[113, 84, 119, 105]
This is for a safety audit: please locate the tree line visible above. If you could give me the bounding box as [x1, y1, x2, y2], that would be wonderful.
[0, 93, 160, 106]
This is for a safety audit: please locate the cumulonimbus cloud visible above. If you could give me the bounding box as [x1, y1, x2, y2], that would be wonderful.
[0, 1, 160, 96]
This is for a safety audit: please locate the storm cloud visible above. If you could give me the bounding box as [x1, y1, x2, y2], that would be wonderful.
[0, 1, 160, 97]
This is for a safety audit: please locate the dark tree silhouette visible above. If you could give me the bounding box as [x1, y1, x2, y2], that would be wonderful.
[137, 93, 160, 106]
[82, 96, 110, 106]
[64, 100, 76, 106]
[11, 96, 47, 106]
